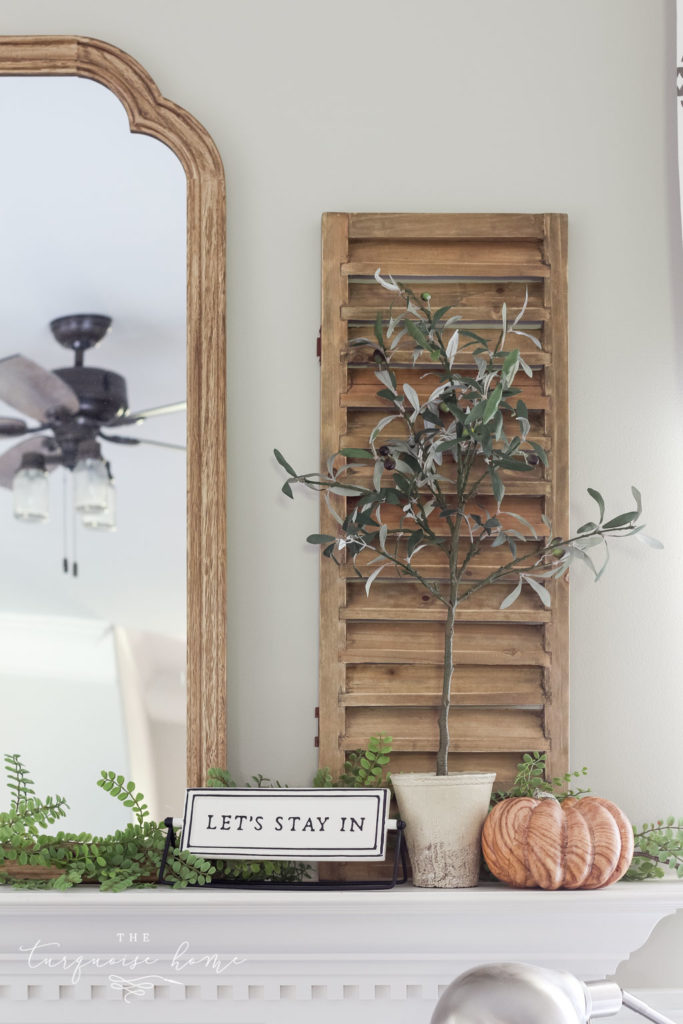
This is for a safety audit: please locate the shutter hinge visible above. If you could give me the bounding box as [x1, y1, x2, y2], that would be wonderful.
[316, 327, 321, 361]
[314, 706, 320, 747]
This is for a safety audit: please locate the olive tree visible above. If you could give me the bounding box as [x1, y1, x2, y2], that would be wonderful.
[276, 273, 658, 776]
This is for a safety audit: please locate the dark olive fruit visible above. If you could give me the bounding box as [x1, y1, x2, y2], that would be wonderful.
[378, 445, 390, 457]
[383, 458, 396, 470]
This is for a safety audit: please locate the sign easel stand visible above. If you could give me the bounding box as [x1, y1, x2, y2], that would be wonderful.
[157, 817, 408, 891]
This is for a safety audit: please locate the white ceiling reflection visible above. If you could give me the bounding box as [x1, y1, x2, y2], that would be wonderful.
[0, 76, 187, 638]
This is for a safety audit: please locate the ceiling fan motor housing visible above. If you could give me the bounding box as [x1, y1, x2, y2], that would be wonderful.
[53, 366, 128, 422]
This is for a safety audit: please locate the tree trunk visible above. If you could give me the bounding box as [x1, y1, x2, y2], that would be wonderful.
[436, 599, 456, 775]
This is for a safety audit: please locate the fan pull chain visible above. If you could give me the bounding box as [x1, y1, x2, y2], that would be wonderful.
[62, 470, 69, 574]
[71, 474, 78, 578]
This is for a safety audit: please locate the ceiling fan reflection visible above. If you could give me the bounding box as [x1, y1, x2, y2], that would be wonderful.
[0, 314, 185, 564]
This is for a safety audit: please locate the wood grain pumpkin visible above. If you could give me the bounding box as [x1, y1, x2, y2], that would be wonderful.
[481, 795, 634, 890]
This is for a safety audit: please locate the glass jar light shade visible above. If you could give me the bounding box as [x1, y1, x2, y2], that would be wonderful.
[74, 455, 110, 513]
[81, 479, 116, 530]
[13, 459, 49, 523]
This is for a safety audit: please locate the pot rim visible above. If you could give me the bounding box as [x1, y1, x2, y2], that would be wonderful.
[391, 771, 496, 786]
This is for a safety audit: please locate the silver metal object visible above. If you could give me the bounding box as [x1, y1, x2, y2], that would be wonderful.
[431, 962, 674, 1024]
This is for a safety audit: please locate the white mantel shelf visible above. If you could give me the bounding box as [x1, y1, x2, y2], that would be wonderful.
[0, 881, 681, 1023]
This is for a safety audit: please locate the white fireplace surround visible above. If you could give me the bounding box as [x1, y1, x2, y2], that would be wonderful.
[0, 881, 682, 1023]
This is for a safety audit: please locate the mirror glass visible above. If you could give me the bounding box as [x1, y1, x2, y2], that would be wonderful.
[0, 76, 187, 834]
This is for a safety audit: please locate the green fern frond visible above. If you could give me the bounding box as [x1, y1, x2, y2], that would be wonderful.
[96, 772, 149, 825]
[4, 754, 35, 811]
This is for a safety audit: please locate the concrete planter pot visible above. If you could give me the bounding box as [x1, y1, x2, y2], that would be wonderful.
[392, 771, 496, 888]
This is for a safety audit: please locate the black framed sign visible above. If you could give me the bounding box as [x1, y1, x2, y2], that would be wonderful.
[180, 788, 391, 861]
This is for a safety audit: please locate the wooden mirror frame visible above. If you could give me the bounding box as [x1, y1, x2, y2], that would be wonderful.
[0, 35, 227, 788]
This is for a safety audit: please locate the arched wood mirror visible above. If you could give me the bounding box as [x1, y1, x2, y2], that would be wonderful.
[0, 36, 226, 804]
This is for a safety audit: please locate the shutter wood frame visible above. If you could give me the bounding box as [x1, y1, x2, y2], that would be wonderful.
[319, 212, 569, 795]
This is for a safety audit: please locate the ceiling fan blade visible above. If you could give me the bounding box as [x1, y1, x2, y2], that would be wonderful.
[0, 355, 79, 421]
[112, 400, 186, 426]
[100, 433, 185, 451]
[0, 417, 29, 437]
[0, 437, 60, 488]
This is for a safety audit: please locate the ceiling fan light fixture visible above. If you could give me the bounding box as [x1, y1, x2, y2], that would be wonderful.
[73, 444, 110, 514]
[81, 478, 116, 531]
[12, 452, 49, 523]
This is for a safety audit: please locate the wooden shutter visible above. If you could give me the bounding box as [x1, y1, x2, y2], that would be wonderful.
[319, 213, 568, 792]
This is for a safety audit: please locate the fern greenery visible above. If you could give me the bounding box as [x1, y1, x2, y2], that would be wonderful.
[626, 818, 683, 880]
[0, 756, 214, 891]
[313, 734, 393, 789]
[490, 751, 590, 805]
[0, 739, 398, 891]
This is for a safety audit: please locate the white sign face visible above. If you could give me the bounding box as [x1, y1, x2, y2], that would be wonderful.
[180, 788, 390, 861]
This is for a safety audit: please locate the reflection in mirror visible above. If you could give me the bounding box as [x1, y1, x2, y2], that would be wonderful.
[0, 76, 186, 834]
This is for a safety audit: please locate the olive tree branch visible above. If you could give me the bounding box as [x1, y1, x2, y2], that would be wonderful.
[458, 524, 638, 604]
[357, 538, 448, 604]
